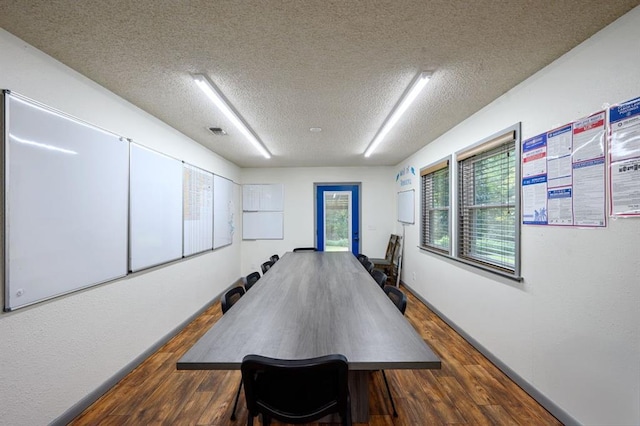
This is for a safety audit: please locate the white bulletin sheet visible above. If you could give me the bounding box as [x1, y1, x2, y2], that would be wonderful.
[522, 135, 548, 224]
[609, 96, 640, 217]
[573, 112, 606, 162]
[548, 188, 573, 225]
[572, 158, 606, 226]
[547, 125, 573, 188]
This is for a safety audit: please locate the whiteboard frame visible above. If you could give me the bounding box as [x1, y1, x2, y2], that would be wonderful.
[3, 91, 129, 311]
[213, 174, 235, 249]
[242, 183, 284, 211]
[397, 189, 415, 224]
[129, 143, 184, 272]
[242, 211, 284, 240]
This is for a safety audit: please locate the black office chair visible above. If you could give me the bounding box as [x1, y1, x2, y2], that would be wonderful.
[292, 247, 317, 252]
[261, 260, 274, 274]
[221, 286, 246, 314]
[243, 271, 261, 291]
[370, 269, 388, 289]
[270, 254, 279, 263]
[356, 253, 368, 266]
[383, 285, 407, 315]
[241, 354, 351, 426]
[362, 259, 374, 274]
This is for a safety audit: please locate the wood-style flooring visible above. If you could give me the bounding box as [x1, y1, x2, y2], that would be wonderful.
[69, 286, 562, 425]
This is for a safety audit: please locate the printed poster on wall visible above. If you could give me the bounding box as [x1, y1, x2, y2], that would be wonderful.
[571, 112, 606, 226]
[521, 111, 606, 227]
[522, 134, 548, 224]
[609, 96, 640, 217]
[547, 125, 573, 225]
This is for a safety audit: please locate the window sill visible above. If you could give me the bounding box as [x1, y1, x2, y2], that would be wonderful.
[418, 245, 523, 282]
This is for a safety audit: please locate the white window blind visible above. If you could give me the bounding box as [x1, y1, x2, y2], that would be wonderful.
[458, 140, 516, 273]
[421, 163, 450, 253]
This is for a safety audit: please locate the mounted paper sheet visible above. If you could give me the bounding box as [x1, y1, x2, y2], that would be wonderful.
[609, 96, 640, 217]
[183, 164, 214, 256]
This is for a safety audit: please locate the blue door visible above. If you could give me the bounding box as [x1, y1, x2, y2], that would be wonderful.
[315, 184, 360, 255]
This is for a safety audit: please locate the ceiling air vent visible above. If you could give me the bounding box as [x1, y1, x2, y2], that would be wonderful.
[208, 127, 227, 136]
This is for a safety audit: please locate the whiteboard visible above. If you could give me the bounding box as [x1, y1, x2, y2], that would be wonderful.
[397, 189, 415, 224]
[130, 144, 183, 271]
[213, 174, 234, 248]
[4, 92, 129, 310]
[242, 212, 284, 240]
[183, 164, 213, 256]
[243, 184, 284, 211]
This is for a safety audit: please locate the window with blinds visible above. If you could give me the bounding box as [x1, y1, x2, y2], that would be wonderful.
[458, 135, 517, 273]
[421, 161, 450, 253]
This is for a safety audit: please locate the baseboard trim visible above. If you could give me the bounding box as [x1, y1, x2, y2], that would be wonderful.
[401, 281, 580, 426]
[50, 282, 237, 426]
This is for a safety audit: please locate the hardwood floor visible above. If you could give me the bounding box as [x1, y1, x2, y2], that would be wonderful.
[69, 286, 561, 425]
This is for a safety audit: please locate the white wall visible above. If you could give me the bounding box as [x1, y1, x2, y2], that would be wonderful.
[240, 167, 396, 274]
[399, 8, 640, 426]
[0, 29, 242, 425]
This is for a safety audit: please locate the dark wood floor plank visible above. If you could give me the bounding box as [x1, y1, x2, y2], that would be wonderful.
[437, 376, 494, 425]
[481, 404, 520, 425]
[69, 286, 561, 426]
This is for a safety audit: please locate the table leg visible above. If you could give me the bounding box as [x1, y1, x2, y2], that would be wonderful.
[322, 370, 370, 423]
[349, 370, 369, 422]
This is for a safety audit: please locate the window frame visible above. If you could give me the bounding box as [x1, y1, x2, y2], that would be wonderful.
[455, 124, 521, 279]
[418, 123, 522, 281]
[420, 157, 452, 255]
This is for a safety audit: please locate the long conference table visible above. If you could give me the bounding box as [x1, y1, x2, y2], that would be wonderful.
[177, 251, 441, 422]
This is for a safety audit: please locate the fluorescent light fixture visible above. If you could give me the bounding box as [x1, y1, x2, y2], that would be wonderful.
[364, 71, 432, 158]
[193, 74, 271, 159]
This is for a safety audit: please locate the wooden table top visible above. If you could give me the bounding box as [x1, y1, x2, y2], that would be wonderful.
[177, 251, 440, 371]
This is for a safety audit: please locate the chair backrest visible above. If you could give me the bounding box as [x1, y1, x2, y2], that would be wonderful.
[391, 236, 402, 265]
[370, 269, 387, 289]
[292, 247, 317, 252]
[384, 234, 398, 260]
[270, 254, 280, 263]
[241, 354, 351, 425]
[383, 285, 407, 315]
[243, 271, 261, 291]
[261, 260, 274, 274]
[221, 286, 246, 314]
[356, 253, 368, 265]
[362, 259, 374, 274]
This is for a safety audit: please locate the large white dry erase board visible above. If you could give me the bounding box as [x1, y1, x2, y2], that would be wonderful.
[183, 164, 213, 256]
[397, 189, 415, 224]
[242, 183, 284, 239]
[129, 144, 183, 271]
[213, 175, 234, 248]
[3, 91, 129, 311]
[243, 211, 284, 240]
[243, 184, 284, 211]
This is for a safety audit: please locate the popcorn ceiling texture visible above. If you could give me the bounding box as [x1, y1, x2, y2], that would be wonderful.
[0, 0, 638, 167]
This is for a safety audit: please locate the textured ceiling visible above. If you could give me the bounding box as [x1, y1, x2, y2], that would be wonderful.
[1, 1, 638, 167]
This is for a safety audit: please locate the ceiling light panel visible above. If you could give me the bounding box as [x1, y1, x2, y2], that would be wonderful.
[364, 71, 432, 158]
[193, 74, 271, 159]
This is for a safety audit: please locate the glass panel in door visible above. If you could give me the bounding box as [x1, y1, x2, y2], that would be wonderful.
[323, 191, 351, 252]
